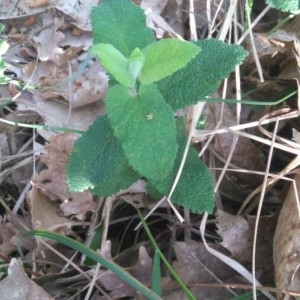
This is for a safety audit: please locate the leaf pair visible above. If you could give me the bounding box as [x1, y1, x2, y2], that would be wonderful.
[91, 39, 201, 88]
[67, 114, 214, 213]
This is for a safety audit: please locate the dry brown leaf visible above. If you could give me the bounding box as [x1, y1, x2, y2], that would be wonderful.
[91, 245, 152, 299]
[0, 258, 54, 300]
[0, 220, 19, 256]
[0, 216, 34, 257]
[18, 95, 105, 141]
[204, 103, 266, 190]
[0, 0, 98, 31]
[21, 59, 108, 108]
[217, 210, 252, 264]
[170, 241, 246, 299]
[217, 210, 276, 285]
[274, 174, 300, 298]
[141, 0, 184, 38]
[26, 0, 50, 9]
[244, 33, 287, 73]
[36, 133, 96, 220]
[27, 186, 68, 232]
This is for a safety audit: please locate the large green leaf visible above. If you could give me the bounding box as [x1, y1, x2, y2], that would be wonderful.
[157, 39, 248, 111]
[91, 0, 155, 57]
[91, 44, 135, 88]
[266, 0, 299, 12]
[139, 39, 201, 84]
[67, 115, 140, 196]
[148, 119, 215, 213]
[105, 84, 177, 180]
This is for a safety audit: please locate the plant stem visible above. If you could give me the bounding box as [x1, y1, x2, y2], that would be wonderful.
[137, 209, 196, 300]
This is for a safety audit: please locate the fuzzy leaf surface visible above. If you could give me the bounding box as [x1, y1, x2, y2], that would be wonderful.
[148, 119, 215, 213]
[105, 84, 177, 180]
[91, 0, 155, 57]
[139, 39, 201, 84]
[91, 44, 135, 87]
[157, 39, 248, 111]
[266, 0, 299, 12]
[128, 48, 145, 80]
[67, 115, 140, 196]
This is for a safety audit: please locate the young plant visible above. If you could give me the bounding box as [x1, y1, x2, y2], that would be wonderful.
[67, 0, 248, 213]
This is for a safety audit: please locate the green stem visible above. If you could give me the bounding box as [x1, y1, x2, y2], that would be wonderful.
[0, 117, 85, 134]
[201, 90, 296, 106]
[137, 209, 196, 300]
[20, 229, 162, 300]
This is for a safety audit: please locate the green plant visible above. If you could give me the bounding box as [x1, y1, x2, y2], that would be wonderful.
[0, 23, 10, 85]
[67, 0, 248, 213]
[265, 0, 300, 13]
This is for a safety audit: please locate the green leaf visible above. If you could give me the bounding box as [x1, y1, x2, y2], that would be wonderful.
[67, 115, 140, 196]
[157, 39, 248, 111]
[0, 59, 9, 85]
[105, 84, 177, 180]
[139, 39, 201, 84]
[128, 48, 145, 80]
[266, 0, 300, 12]
[91, 44, 135, 88]
[152, 250, 162, 296]
[91, 0, 155, 57]
[148, 119, 215, 213]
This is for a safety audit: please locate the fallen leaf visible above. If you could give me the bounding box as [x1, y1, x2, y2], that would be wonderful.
[0, 0, 98, 31]
[0, 258, 54, 300]
[171, 240, 246, 299]
[27, 186, 68, 232]
[37, 133, 96, 220]
[89, 245, 153, 299]
[217, 210, 277, 285]
[204, 103, 266, 190]
[21, 58, 108, 108]
[0, 219, 19, 256]
[217, 210, 252, 264]
[274, 174, 300, 298]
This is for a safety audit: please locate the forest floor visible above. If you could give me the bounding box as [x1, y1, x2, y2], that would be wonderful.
[0, 0, 299, 299]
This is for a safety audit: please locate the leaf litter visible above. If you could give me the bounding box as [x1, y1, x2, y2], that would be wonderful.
[0, 0, 300, 299]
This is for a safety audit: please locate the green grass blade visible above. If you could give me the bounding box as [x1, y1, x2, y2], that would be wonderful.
[137, 209, 196, 300]
[151, 249, 162, 296]
[20, 229, 162, 300]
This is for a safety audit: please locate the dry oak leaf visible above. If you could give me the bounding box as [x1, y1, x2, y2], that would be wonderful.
[91, 245, 152, 299]
[0, 258, 53, 300]
[171, 241, 247, 299]
[274, 174, 300, 298]
[37, 133, 96, 220]
[204, 102, 265, 189]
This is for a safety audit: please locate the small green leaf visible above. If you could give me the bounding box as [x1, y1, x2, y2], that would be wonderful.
[148, 119, 215, 213]
[152, 250, 162, 296]
[67, 115, 140, 196]
[158, 39, 248, 110]
[105, 84, 177, 180]
[91, 44, 135, 88]
[139, 39, 201, 84]
[91, 0, 155, 57]
[266, 0, 300, 12]
[128, 48, 145, 80]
